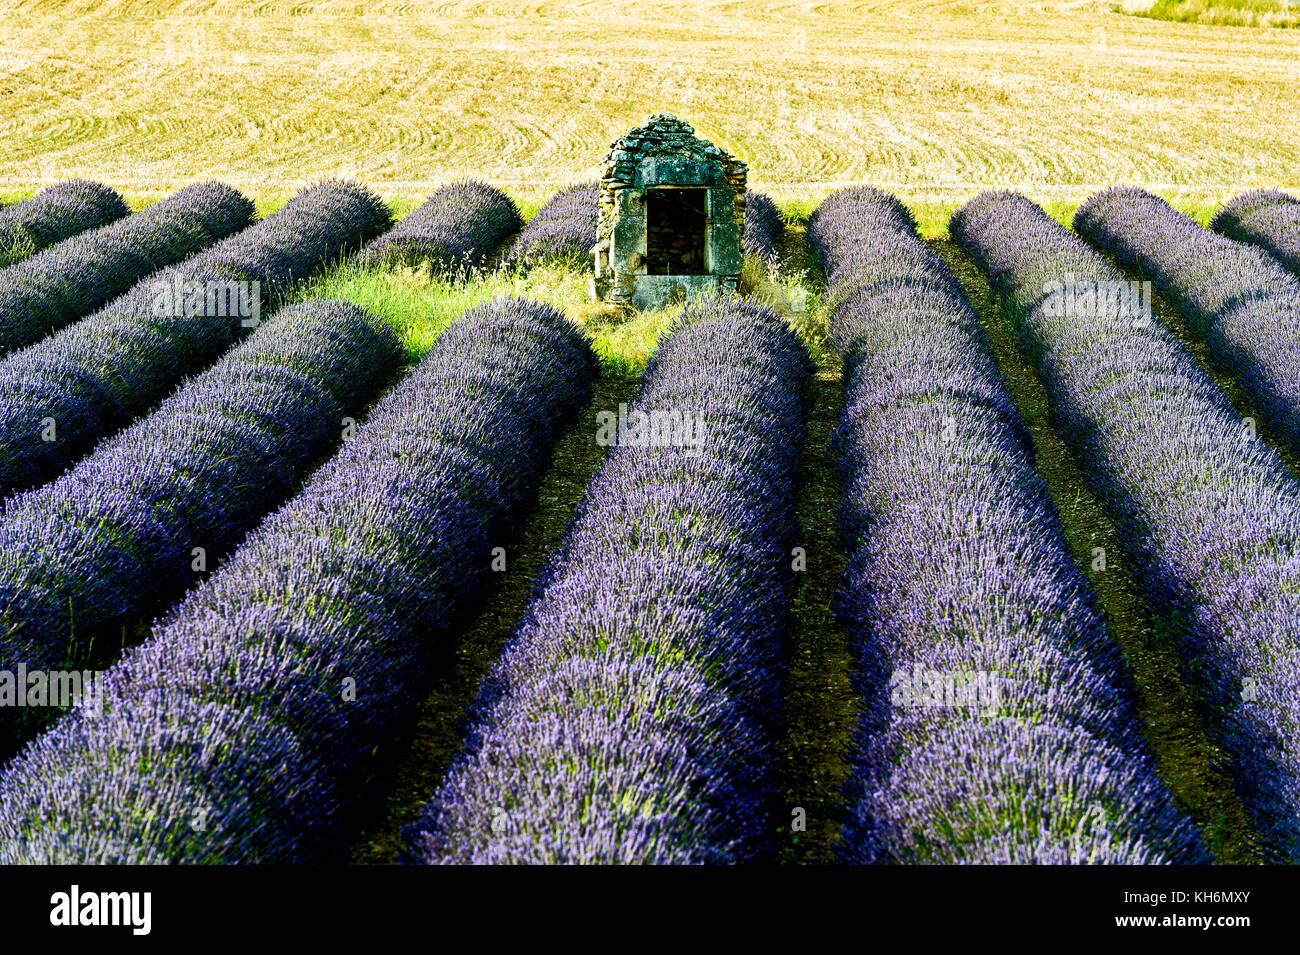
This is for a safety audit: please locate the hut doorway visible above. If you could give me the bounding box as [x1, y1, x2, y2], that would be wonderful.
[646, 187, 707, 275]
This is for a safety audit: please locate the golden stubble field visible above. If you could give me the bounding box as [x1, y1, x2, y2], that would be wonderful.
[0, 0, 1297, 207]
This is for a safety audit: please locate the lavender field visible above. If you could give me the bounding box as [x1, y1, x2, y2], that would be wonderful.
[0, 167, 1296, 870]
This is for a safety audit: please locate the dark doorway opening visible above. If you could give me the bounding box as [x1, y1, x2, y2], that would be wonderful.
[646, 188, 707, 274]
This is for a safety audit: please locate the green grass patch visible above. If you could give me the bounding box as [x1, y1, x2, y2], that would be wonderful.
[516, 196, 546, 223]
[775, 196, 820, 226]
[293, 258, 684, 379]
[293, 261, 594, 361]
[584, 307, 681, 378]
[908, 202, 961, 239]
[1116, 0, 1300, 28]
[0, 237, 36, 269]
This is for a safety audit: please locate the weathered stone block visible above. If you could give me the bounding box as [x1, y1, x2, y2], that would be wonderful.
[630, 273, 722, 310]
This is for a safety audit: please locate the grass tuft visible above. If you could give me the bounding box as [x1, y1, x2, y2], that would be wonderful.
[1117, 0, 1300, 28]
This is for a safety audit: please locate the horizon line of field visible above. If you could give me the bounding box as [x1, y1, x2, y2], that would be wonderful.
[4, 179, 1292, 219]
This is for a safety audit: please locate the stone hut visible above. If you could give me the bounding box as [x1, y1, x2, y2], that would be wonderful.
[592, 114, 747, 309]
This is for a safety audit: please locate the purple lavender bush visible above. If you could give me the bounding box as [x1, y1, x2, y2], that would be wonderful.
[1210, 188, 1300, 276]
[0, 179, 391, 497]
[0, 180, 129, 267]
[402, 299, 810, 864]
[360, 180, 521, 273]
[503, 181, 598, 270]
[0, 297, 594, 863]
[742, 190, 784, 268]
[953, 190, 1300, 862]
[808, 186, 1204, 864]
[0, 299, 400, 754]
[1075, 186, 1300, 457]
[0, 182, 255, 356]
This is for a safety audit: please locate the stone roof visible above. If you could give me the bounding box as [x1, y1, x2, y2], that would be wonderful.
[601, 113, 744, 184]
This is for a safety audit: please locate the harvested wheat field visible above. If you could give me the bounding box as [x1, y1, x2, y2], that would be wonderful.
[1, 0, 1297, 210]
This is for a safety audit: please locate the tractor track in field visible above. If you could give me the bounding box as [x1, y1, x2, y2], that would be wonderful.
[765, 220, 859, 863]
[773, 367, 859, 864]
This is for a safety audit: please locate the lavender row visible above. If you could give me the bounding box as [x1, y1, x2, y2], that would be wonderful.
[0, 179, 391, 498]
[0, 180, 128, 267]
[404, 300, 810, 864]
[952, 190, 1300, 861]
[0, 299, 401, 754]
[807, 188, 947, 303]
[0, 182, 255, 356]
[503, 181, 599, 270]
[807, 186, 1203, 863]
[1211, 188, 1300, 276]
[0, 297, 594, 863]
[742, 190, 785, 267]
[360, 180, 521, 273]
[1075, 186, 1300, 455]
